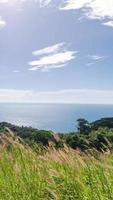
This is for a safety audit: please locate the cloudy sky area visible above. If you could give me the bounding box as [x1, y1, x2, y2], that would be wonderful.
[0, 0, 113, 103]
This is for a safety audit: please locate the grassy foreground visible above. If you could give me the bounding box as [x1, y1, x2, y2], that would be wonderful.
[0, 133, 113, 199]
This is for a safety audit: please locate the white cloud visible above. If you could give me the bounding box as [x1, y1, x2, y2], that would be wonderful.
[60, 0, 113, 25]
[0, 89, 113, 104]
[29, 51, 75, 68]
[60, 0, 91, 10]
[0, 0, 8, 3]
[43, 64, 68, 71]
[38, 0, 52, 7]
[86, 0, 113, 20]
[32, 43, 64, 56]
[86, 62, 94, 66]
[29, 43, 76, 71]
[0, 16, 6, 29]
[103, 21, 113, 27]
[0, 0, 52, 6]
[88, 55, 104, 61]
[86, 54, 105, 66]
[13, 70, 20, 73]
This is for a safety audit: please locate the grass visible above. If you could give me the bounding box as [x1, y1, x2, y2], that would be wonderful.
[0, 132, 113, 199]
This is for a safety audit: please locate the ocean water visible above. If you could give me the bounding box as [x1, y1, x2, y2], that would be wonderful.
[0, 103, 113, 132]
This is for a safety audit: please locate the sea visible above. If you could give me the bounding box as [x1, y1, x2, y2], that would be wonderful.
[0, 103, 113, 133]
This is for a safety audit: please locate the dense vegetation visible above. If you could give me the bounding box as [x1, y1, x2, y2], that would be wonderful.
[0, 122, 56, 146]
[1, 117, 113, 151]
[63, 117, 113, 151]
[0, 132, 113, 200]
[0, 118, 113, 199]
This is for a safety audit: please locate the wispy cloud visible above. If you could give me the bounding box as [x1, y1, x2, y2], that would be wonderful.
[0, 0, 8, 3]
[60, 0, 113, 26]
[32, 43, 65, 56]
[39, 0, 52, 7]
[29, 43, 77, 71]
[86, 54, 105, 66]
[88, 55, 104, 61]
[0, 0, 52, 7]
[13, 70, 20, 73]
[0, 16, 6, 29]
[103, 21, 113, 27]
[0, 89, 113, 104]
[60, 0, 91, 10]
[86, 62, 94, 67]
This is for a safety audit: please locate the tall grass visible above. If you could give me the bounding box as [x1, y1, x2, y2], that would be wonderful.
[0, 131, 113, 199]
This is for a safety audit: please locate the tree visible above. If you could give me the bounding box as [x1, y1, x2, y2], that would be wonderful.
[91, 118, 113, 130]
[66, 134, 88, 150]
[31, 130, 55, 146]
[77, 118, 91, 134]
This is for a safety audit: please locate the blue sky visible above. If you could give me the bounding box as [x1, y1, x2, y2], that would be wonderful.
[0, 0, 113, 104]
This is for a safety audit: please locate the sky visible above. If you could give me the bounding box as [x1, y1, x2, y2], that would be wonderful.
[0, 0, 113, 104]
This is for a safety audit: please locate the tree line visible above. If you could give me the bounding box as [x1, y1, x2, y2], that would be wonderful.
[0, 117, 113, 151]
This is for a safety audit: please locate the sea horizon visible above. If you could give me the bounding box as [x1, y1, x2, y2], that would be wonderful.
[0, 102, 113, 105]
[0, 103, 113, 133]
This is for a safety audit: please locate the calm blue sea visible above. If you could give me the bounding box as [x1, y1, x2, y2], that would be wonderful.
[0, 103, 113, 132]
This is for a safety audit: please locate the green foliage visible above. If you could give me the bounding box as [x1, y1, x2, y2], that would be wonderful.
[0, 137, 113, 200]
[64, 128, 113, 151]
[1, 118, 113, 199]
[77, 118, 91, 134]
[0, 122, 55, 147]
[1, 117, 113, 151]
[32, 130, 55, 146]
[91, 117, 113, 130]
[65, 133, 88, 150]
